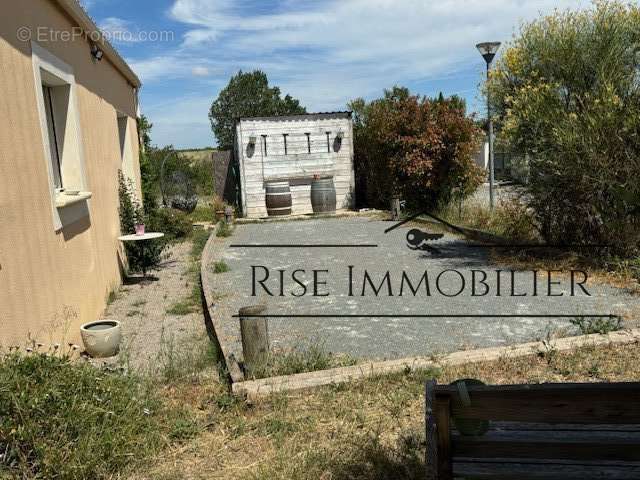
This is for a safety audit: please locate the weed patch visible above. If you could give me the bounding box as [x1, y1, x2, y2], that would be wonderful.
[166, 300, 197, 316]
[571, 316, 622, 335]
[107, 289, 119, 305]
[0, 351, 168, 479]
[166, 230, 211, 316]
[216, 220, 232, 238]
[437, 197, 539, 243]
[249, 341, 357, 380]
[187, 205, 215, 224]
[155, 329, 218, 383]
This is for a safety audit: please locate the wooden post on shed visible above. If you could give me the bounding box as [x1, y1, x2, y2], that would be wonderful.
[224, 205, 234, 224]
[391, 196, 401, 221]
[239, 305, 269, 375]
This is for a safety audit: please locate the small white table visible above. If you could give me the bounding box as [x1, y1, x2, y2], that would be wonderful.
[118, 232, 165, 278]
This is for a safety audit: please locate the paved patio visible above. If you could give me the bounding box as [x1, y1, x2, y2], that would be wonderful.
[205, 216, 639, 360]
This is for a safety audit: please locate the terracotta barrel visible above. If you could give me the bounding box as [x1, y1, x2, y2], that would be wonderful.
[265, 181, 292, 216]
[310, 177, 336, 214]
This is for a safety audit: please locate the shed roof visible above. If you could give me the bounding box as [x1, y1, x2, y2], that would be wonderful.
[239, 111, 352, 122]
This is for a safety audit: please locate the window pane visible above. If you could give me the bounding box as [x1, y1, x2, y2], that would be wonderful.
[42, 86, 62, 188]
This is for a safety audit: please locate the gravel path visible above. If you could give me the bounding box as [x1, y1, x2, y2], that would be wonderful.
[102, 241, 210, 373]
[205, 217, 639, 360]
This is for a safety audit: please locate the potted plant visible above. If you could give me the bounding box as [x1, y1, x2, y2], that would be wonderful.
[134, 223, 145, 235]
[134, 203, 145, 235]
[80, 320, 122, 358]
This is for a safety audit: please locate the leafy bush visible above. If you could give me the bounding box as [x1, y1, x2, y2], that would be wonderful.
[350, 87, 484, 211]
[148, 207, 193, 242]
[0, 351, 164, 479]
[118, 172, 166, 273]
[189, 157, 215, 197]
[118, 171, 144, 235]
[488, 1, 640, 255]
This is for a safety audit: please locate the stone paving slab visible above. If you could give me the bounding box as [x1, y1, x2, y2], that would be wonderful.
[205, 217, 639, 361]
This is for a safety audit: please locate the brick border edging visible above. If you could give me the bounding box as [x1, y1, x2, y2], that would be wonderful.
[200, 229, 245, 383]
[231, 329, 640, 400]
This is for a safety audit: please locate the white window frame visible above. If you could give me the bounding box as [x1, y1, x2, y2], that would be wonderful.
[117, 112, 137, 188]
[31, 41, 90, 231]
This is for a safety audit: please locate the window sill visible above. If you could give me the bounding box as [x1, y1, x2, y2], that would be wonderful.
[55, 191, 92, 208]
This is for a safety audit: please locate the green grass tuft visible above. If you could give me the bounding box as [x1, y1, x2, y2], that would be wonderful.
[212, 261, 230, 273]
[190, 229, 211, 259]
[215, 220, 232, 238]
[106, 289, 119, 305]
[166, 300, 197, 316]
[248, 341, 357, 380]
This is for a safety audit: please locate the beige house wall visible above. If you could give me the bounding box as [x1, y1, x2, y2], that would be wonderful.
[0, 0, 142, 346]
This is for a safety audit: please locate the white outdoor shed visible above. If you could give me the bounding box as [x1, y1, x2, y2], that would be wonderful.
[235, 112, 355, 218]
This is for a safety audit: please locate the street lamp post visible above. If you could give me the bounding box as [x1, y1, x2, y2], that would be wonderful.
[476, 41, 501, 210]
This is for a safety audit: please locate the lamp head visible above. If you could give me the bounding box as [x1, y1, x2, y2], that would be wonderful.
[90, 43, 104, 61]
[476, 41, 501, 64]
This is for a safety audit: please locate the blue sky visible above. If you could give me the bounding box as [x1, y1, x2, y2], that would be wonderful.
[83, 0, 590, 149]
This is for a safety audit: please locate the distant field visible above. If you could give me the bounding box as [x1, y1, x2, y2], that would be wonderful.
[178, 148, 216, 163]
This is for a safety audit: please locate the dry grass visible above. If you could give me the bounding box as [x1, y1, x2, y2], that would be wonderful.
[490, 248, 640, 297]
[423, 199, 640, 296]
[131, 341, 640, 480]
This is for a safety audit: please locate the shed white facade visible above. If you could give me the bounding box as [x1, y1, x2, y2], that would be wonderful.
[235, 112, 355, 218]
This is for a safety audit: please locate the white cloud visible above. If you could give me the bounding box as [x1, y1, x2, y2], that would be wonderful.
[164, 0, 592, 108]
[191, 66, 211, 77]
[99, 17, 142, 43]
[138, 0, 594, 146]
[129, 55, 225, 81]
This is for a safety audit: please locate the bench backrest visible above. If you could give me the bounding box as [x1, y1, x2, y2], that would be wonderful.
[425, 381, 640, 480]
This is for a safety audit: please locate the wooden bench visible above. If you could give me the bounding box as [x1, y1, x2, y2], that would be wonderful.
[425, 380, 640, 479]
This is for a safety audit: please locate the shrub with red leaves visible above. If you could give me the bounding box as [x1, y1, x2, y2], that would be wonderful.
[351, 87, 483, 211]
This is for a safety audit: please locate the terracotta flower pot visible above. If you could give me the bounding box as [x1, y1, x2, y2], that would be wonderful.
[80, 320, 121, 358]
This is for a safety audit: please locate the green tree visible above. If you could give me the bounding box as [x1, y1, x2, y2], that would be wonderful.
[487, 1, 640, 254]
[137, 115, 159, 213]
[209, 70, 306, 150]
[137, 114, 153, 152]
[349, 87, 483, 210]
